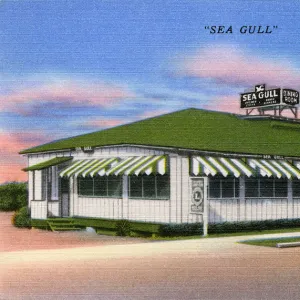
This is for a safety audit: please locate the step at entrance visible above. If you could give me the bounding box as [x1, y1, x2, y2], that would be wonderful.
[47, 219, 83, 232]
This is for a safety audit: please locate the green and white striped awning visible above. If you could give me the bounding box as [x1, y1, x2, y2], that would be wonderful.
[192, 156, 300, 179]
[59, 155, 168, 178]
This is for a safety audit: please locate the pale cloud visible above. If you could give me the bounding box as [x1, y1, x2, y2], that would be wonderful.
[0, 79, 136, 114]
[204, 95, 242, 114]
[84, 119, 125, 128]
[81, 109, 172, 129]
[0, 131, 49, 183]
[178, 45, 300, 88]
[138, 109, 172, 119]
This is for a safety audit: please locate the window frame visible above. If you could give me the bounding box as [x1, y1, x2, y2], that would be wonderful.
[208, 176, 239, 199]
[292, 179, 300, 198]
[128, 174, 170, 200]
[245, 177, 288, 198]
[78, 176, 123, 198]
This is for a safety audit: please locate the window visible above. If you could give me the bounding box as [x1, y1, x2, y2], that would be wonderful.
[260, 177, 273, 198]
[51, 166, 59, 200]
[245, 178, 259, 198]
[245, 177, 287, 198]
[60, 177, 70, 194]
[42, 168, 52, 201]
[209, 176, 239, 198]
[209, 178, 221, 198]
[129, 175, 170, 200]
[40, 166, 61, 201]
[79, 177, 94, 196]
[274, 179, 288, 198]
[78, 176, 122, 197]
[293, 180, 300, 197]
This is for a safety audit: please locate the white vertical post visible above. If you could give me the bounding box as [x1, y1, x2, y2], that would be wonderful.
[122, 175, 129, 220]
[28, 171, 33, 209]
[69, 177, 74, 217]
[169, 155, 178, 223]
[181, 157, 190, 223]
[239, 176, 246, 221]
[203, 177, 208, 237]
[34, 170, 42, 200]
[287, 180, 293, 219]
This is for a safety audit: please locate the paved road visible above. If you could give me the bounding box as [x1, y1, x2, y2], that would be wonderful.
[1, 230, 300, 300]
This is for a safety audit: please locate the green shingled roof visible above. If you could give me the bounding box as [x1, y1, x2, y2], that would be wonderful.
[20, 108, 300, 157]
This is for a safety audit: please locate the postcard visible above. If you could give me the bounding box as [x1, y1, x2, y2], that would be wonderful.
[1, 1, 300, 299]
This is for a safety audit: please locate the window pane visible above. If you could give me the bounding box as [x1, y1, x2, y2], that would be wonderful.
[129, 176, 143, 198]
[209, 178, 221, 198]
[107, 176, 122, 197]
[94, 176, 107, 196]
[222, 177, 234, 198]
[235, 178, 240, 198]
[143, 175, 156, 198]
[260, 178, 273, 197]
[293, 180, 300, 197]
[245, 178, 259, 198]
[79, 177, 93, 196]
[156, 175, 170, 199]
[60, 177, 69, 193]
[274, 179, 287, 197]
[51, 166, 58, 200]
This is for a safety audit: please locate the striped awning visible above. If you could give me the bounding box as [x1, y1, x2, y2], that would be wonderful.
[59, 155, 168, 178]
[192, 156, 300, 179]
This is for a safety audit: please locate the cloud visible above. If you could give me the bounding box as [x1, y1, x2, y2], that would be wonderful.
[204, 95, 242, 114]
[81, 109, 172, 130]
[178, 45, 300, 88]
[138, 109, 172, 119]
[0, 79, 135, 114]
[0, 131, 49, 183]
[84, 119, 125, 128]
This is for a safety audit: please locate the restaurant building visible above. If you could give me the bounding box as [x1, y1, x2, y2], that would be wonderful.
[20, 108, 300, 227]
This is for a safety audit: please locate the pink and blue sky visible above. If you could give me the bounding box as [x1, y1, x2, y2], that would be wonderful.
[1, 0, 300, 183]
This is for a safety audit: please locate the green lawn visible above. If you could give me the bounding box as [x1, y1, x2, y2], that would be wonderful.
[240, 236, 300, 247]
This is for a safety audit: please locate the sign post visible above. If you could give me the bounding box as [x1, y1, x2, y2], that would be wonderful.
[190, 177, 208, 237]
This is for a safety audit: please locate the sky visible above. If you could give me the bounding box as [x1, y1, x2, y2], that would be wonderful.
[1, 0, 300, 183]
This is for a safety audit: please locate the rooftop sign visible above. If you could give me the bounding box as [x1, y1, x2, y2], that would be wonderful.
[240, 85, 299, 109]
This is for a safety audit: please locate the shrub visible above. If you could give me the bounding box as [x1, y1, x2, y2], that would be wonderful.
[159, 223, 203, 237]
[208, 219, 300, 234]
[158, 219, 300, 237]
[12, 206, 31, 228]
[116, 220, 131, 236]
[0, 182, 28, 211]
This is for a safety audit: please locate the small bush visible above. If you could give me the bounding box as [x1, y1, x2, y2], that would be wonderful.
[0, 182, 28, 211]
[159, 223, 203, 237]
[12, 206, 31, 228]
[116, 220, 131, 236]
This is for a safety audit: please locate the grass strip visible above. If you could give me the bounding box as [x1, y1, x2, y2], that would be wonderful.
[240, 236, 300, 247]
